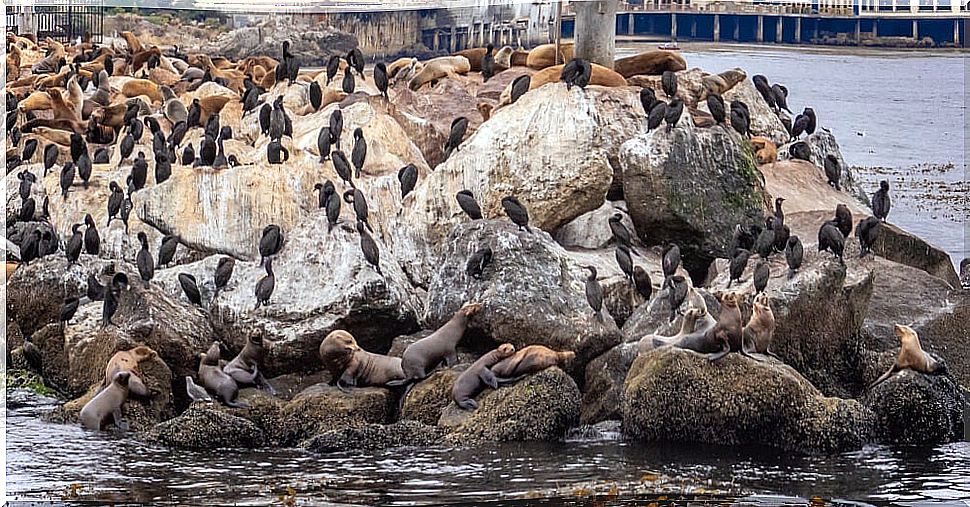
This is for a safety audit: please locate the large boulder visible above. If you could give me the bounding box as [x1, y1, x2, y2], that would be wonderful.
[425, 220, 623, 377]
[861, 369, 965, 444]
[384, 83, 643, 286]
[278, 383, 396, 446]
[152, 209, 421, 376]
[871, 222, 961, 288]
[208, 20, 357, 66]
[621, 124, 769, 277]
[149, 404, 265, 449]
[622, 347, 874, 453]
[400, 368, 460, 426]
[439, 368, 581, 443]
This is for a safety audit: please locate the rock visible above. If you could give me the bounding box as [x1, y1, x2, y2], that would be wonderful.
[400, 368, 459, 425]
[871, 222, 961, 288]
[861, 370, 965, 444]
[789, 130, 869, 207]
[553, 200, 636, 250]
[152, 209, 421, 376]
[710, 249, 873, 398]
[385, 83, 643, 286]
[208, 20, 357, 67]
[425, 220, 623, 377]
[213, 388, 287, 445]
[45, 352, 175, 431]
[304, 420, 446, 453]
[622, 347, 874, 452]
[913, 294, 970, 390]
[722, 75, 789, 145]
[279, 383, 396, 446]
[150, 404, 265, 449]
[391, 77, 486, 163]
[440, 368, 580, 443]
[960, 259, 969, 288]
[621, 123, 769, 278]
[581, 342, 638, 424]
[563, 247, 659, 328]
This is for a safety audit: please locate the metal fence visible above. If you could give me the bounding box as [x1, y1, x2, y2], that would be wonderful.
[5, 3, 104, 43]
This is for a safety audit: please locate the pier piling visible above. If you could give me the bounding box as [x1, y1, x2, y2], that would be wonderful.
[574, 0, 618, 68]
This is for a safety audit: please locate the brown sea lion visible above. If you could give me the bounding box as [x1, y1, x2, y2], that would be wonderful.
[490, 345, 575, 378]
[527, 63, 627, 91]
[80, 371, 130, 431]
[198, 342, 248, 408]
[103, 345, 156, 397]
[526, 43, 574, 70]
[701, 68, 746, 98]
[511, 50, 530, 67]
[121, 31, 144, 54]
[494, 46, 514, 68]
[121, 78, 163, 103]
[18, 90, 53, 113]
[742, 292, 778, 358]
[707, 291, 752, 362]
[454, 47, 488, 72]
[392, 302, 483, 383]
[452, 343, 516, 410]
[48, 89, 78, 121]
[408, 56, 471, 91]
[638, 307, 717, 354]
[613, 50, 687, 78]
[751, 136, 778, 164]
[224, 334, 275, 394]
[319, 330, 406, 390]
[869, 324, 947, 388]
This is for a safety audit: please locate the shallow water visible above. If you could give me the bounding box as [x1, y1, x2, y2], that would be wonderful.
[6, 392, 970, 505]
[618, 43, 969, 267]
[6, 44, 970, 505]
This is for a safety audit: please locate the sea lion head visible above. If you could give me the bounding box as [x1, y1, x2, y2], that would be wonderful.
[494, 46, 514, 68]
[718, 291, 742, 308]
[753, 291, 771, 310]
[459, 302, 483, 317]
[495, 343, 515, 359]
[684, 307, 705, 321]
[719, 68, 746, 89]
[557, 350, 576, 365]
[319, 330, 357, 374]
[202, 342, 222, 365]
[113, 370, 131, 387]
[893, 324, 917, 345]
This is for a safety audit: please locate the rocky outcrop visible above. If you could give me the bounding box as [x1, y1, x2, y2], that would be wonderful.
[861, 370, 965, 444]
[425, 220, 623, 377]
[439, 368, 580, 443]
[279, 383, 396, 446]
[385, 83, 643, 286]
[304, 420, 446, 453]
[400, 368, 459, 425]
[621, 122, 769, 277]
[871, 222, 961, 288]
[622, 347, 874, 452]
[150, 404, 265, 449]
[208, 20, 357, 67]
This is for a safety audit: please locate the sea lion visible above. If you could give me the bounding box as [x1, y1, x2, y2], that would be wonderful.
[408, 56, 471, 91]
[103, 345, 157, 397]
[707, 291, 753, 362]
[392, 302, 483, 383]
[79, 371, 130, 431]
[742, 292, 778, 358]
[490, 345, 575, 379]
[198, 342, 248, 408]
[751, 136, 778, 164]
[454, 47, 489, 72]
[527, 63, 627, 91]
[494, 46, 514, 68]
[387, 57, 421, 82]
[701, 68, 747, 98]
[645, 306, 712, 353]
[223, 334, 276, 394]
[121, 78, 163, 103]
[452, 343, 516, 410]
[319, 330, 406, 389]
[613, 50, 686, 79]
[526, 43, 574, 69]
[869, 324, 947, 388]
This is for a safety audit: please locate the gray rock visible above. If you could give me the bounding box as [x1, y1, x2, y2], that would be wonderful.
[279, 383, 396, 446]
[440, 368, 581, 443]
[622, 347, 874, 453]
[861, 370, 965, 444]
[150, 404, 265, 449]
[620, 120, 769, 276]
[207, 21, 357, 67]
[581, 341, 638, 425]
[425, 220, 623, 377]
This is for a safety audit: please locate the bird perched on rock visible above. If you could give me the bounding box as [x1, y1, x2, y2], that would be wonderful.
[583, 266, 604, 321]
[456, 190, 483, 220]
[501, 196, 531, 232]
[560, 58, 591, 90]
[444, 117, 468, 159]
[785, 236, 803, 279]
[661, 70, 677, 98]
[873, 180, 891, 222]
[466, 246, 492, 280]
[856, 217, 881, 257]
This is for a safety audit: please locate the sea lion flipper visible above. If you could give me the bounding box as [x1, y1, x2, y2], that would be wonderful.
[444, 353, 459, 367]
[337, 373, 356, 393]
[456, 398, 478, 411]
[112, 409, 128, 431]
[495, 374, 526, 386]
[479, 368, 499, 389]
[707, 343, 730, 362]
[257, 373, 277, 395]
[868, 365, 898, 390]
